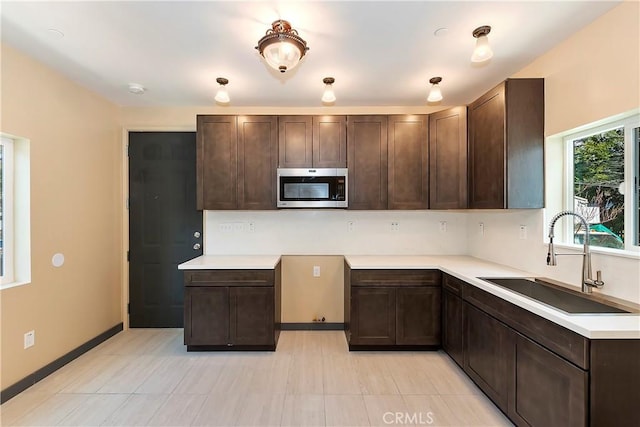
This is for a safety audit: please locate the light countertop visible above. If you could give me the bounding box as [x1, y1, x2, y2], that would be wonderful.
[178, 255, 281, 270]
[345, 255, 640, 339]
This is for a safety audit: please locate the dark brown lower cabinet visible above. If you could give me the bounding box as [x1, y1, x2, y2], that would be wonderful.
[345, 266, 441, 349]
[183, 265, 281, 351]
[442, 289, 463, 366]
[510, 334, 587, 427]
[463, 302, 514, 412]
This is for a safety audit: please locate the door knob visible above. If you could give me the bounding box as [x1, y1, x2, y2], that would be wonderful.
[194, 231, 201, 238]
[193, 243, 201, 250]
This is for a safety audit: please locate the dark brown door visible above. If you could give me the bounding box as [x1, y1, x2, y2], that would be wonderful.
[347, 115, 388, 209]
[468, 83, 506, 209]
[429, 107, 468, 209]
[278, 116, 312, 168]
[313, 115, 347, 167]
[350, 287, 395, 345]
[388, 115, 429, 209]
[129, 132, 203, 328]
[442, 290, 464, 366]
[509, 334, 587, 427]
[184, 287, 229, 345]
[463, 302, 514, 412]
[230, 287, 274, 346]
[396, 287, 441, 345]
[196, 115, 238, 210]
[237, 116, 278, 209]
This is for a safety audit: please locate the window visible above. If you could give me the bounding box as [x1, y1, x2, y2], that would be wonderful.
[563, 114, 640, 252]
[1, 136, 15, 284]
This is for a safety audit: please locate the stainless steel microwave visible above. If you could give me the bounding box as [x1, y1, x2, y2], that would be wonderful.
[277, 168, 348, 208]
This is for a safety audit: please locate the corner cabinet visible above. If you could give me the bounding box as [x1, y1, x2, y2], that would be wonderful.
[196, 115, 278, 210]
[344, 265, 441, 349]
[429, 106, 468, 209]
[468, 79, 544, 209]
[183, 264, 281, 351]
[278, 115, 347, 168]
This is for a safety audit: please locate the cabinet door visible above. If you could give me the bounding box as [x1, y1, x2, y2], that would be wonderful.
[347, 115, 388, 209]
[396, 287, 440, 345]
[230, 287, 274, 346]
[463, 302, 514, 412]
[509, 334, 587, 427]
[429, 107, 468, 209]
[313, 115, 347, 167]
[279, 116, 313, 168]
[442, 290, 463, 366]
[237, 116, 278, 209]
[196, 115, 238, 210]
[350, 287, 395, 345]
[468, 83, 506, 209]
[388, 115, 429, 209]
[184, 286, 229, 345]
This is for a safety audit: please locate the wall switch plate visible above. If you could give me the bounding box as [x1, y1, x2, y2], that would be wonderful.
[479, 222, 485, 236]
[439, 221, 447, 233]
[219, 223, 233, 233]
[391, 222, 400, 232]
[313, 266, 321, 277]
[24, 330, 35, 349]
[519, 225, 527, 240]
[347, 221, 354, 232]
[232, 222, 244, 232]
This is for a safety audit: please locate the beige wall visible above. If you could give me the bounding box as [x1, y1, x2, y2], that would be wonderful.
[512, 1, 640, 135]
[0, 44, 122, 389]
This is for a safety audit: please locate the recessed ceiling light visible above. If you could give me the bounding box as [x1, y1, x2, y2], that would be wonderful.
[47, 28, 65, 39]
[434, 27, 449, 37]
[128, 83, 146, 94]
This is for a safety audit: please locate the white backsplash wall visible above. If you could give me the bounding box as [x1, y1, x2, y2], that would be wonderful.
[204, 210, 468, 256]
[467, 209, 640, 304]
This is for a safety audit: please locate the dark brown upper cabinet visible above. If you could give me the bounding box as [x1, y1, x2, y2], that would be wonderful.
[468, 78, 544, 209]
[197, 115, 277, 210]
[347, 115, 388, 210]
[429, 107, 468, 209]
[278, 115, 346, 168]
[387, 115, 429, 209]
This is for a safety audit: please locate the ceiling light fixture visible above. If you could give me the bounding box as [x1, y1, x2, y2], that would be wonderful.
[471, 25, 493, 63]
[427, 77, 443, 103]
[128, 83, 146, 94]
[255, 19, 309, 73]
[214, 77, 230, 104]
[321, 77, 336, 103]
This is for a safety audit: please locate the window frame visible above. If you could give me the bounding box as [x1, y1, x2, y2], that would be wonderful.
[1, 136, 15, 285]
[562, 114, 640, 254]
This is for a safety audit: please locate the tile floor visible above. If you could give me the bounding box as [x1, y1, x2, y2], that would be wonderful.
[0, 329, 512, 426]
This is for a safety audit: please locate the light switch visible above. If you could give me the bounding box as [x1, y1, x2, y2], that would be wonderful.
[313, 266, 321, 277]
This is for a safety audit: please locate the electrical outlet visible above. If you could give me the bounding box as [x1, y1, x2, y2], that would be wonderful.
[519, 225, 527, 240]
[248, 222, 255, 233]
[391, 222, 400, 232]
[479, 222, 485, 236]
[313, 266, 321, 277]
[439, 221, 448, 233]
[24, 330, 35, 349]
[347, 221, 354, 232]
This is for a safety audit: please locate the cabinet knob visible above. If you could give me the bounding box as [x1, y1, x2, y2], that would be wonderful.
[194, 231, 201, 238]
[193, 243, 201, 250]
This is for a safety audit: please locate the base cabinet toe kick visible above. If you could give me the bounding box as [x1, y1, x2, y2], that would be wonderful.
[442, 273, 640, 427]
[182, 263, 281, 351]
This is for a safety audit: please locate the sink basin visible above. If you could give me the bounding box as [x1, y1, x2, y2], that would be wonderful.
[479, 277, 632, 314]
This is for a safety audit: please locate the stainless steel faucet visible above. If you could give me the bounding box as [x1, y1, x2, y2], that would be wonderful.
[547, 210, 605, 293]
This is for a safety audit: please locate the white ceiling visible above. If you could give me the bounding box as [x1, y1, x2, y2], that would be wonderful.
[0, 1, 620, 108]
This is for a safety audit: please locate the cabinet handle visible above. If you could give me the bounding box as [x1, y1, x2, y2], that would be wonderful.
[193, 243, 201, 250]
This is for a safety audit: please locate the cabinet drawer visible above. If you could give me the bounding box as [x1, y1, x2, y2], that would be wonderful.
[463, 283, 589, 369]
[442, 274, 463, 296]
[351, 269, 441, 287]
[184, 270, 274, 287]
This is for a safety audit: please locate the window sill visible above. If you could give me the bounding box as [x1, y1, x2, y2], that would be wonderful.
[1, 280, 31, 290]
[553, 242, 640, 260]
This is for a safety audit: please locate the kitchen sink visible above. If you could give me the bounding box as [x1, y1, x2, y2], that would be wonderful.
[479, 277, 633, 314]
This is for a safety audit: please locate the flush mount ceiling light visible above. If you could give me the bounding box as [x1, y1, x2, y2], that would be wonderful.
[128, 83, 146, 94]
[321, 77, 336, 103]
[471, 25, 493, 63]
[255, 19, 309, 73]
[427, 77, 443, 103]
[214, 77, 230, 104]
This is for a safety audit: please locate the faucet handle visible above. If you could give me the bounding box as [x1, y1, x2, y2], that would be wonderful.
[593, 270, 605, 288]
